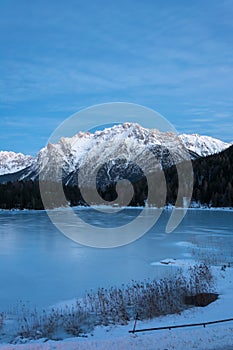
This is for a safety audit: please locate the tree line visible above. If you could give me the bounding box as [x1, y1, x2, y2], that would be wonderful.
[0, 145, 232, 210]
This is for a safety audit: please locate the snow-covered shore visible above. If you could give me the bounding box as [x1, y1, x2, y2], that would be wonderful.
[1, 203, 233, 213]
[1, 260, 233, 350]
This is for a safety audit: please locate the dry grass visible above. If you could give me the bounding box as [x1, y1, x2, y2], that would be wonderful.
[13, 263, 214, 341]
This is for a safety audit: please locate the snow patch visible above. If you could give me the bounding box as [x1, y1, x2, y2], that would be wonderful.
[0, 151, 34, 175]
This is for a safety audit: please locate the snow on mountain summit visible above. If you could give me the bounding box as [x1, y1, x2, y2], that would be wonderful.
[0, 124, 231, 182]
[35, 123, 231, 187]
[179, 133, 230, 157]
[0, 151, 34, 176]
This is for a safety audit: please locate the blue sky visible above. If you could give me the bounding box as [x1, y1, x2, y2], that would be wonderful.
[0, 0, 232, 155]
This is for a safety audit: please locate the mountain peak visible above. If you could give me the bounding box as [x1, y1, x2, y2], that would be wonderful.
[179, 133, 230, 157]
[0, 151, 34, 176]
[0, 124, 231, 182]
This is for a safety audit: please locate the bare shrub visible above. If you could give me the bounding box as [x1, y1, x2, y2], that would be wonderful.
[62, 303, 94, 336]
[187, 263, 214, 295]
[18, 307, 63, 339]
[14, 263, 215, 341]
[78, 264, 214, 323]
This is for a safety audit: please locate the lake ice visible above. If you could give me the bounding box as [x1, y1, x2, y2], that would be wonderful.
[0, 208, 232, 311]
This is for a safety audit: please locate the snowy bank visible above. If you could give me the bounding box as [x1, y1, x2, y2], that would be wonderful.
[1, 262, 233, 350]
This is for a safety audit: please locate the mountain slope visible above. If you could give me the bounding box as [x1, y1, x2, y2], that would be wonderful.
[0, 124, 231, 187]
[191, 144, 233, 206]
[0, 145, 232, 209]
[163, 144, 233, 207]
[0, 151, 34, 176]
[179, 133, 230, 157]
[10, 123, 194, 186]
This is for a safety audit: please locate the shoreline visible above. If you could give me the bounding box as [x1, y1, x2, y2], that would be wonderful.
[1, 205, 233, 213]
[1, 261, 233, 349]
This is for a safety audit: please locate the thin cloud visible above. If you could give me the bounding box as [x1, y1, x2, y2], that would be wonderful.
[0, 0, 232, 153]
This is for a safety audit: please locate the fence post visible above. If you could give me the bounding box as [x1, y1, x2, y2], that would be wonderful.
[132, 313, 139, 334]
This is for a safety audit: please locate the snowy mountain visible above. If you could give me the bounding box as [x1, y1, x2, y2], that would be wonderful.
[0, 151, 34, 176]
[0, 123, 231, 186]
[179, 133, 230, 157]
[36, 123, 191, 186]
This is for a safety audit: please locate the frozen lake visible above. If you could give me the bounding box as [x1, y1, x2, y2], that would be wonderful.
[0, 208, 232, 311]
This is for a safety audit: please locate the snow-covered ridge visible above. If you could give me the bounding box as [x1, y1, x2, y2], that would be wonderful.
[31, 123, 232, 183]
[179, 133, 230, 157]
[0, 123, 231, 180]
[0, 151, 34, 176]
[38, 123, 232, 165]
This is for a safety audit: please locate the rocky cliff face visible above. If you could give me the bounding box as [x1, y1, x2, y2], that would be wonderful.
[0, 123, 230, 187]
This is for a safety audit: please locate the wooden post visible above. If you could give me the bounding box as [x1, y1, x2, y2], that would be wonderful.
[132, 313, 139, 334]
